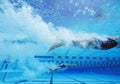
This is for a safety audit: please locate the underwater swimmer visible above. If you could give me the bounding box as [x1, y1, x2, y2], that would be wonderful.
[48, 36, 120, 52]
[48, 63, 76, 72]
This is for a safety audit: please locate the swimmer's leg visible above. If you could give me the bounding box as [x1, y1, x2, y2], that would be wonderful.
[48, 41, 66, 52]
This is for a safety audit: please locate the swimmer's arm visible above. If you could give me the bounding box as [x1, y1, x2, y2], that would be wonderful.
[47, 67, 61, 72]
[110, 36, 120, 40]
[48, 41, 66, 52]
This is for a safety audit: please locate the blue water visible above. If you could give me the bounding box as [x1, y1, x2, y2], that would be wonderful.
[0, 0, 120, 84]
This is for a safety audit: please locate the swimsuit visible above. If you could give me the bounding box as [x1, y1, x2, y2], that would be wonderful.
[101, 38, 118, 50]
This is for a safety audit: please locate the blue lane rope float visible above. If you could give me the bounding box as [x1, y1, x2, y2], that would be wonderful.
[34, 56, 120, 67]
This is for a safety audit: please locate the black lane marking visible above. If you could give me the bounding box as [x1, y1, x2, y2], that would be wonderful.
[63, 75, 86, 84]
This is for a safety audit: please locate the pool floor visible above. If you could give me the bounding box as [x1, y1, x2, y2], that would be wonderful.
[1, 73, 120, 84]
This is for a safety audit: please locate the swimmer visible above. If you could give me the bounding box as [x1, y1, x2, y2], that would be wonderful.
[47, 63, 76, 72]
[48, 36, 120, 52]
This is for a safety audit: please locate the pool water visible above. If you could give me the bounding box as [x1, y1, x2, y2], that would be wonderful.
[0, 0, 120, 84]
